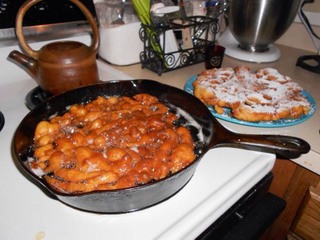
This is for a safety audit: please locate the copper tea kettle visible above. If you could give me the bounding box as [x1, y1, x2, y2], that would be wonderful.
[8, 0, 100, 96]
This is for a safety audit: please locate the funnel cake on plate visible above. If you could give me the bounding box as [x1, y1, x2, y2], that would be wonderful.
[193, 66, 311, 122]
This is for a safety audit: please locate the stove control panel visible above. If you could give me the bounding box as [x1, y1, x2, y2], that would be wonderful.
[0, 0, 97, 45]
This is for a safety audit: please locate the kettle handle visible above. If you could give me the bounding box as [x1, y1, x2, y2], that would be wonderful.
[15, 0, 100, 59]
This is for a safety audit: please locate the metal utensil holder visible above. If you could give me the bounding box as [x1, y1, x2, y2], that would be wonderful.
[139, 16, 220, 75]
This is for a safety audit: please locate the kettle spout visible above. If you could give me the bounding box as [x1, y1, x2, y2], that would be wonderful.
[8, 50, 38, 81]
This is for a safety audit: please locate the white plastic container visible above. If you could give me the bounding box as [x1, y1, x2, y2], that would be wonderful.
[98, 22, 143, 65]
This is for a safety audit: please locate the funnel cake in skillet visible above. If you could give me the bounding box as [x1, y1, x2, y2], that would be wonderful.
[31, 94, 196, 193]
[192, 66, 311, 122]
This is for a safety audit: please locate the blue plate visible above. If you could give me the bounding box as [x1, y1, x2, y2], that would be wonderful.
[184, 75, 316, 128]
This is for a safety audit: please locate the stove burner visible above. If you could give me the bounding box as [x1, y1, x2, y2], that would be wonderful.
[25, 87, 51, 110]
[0, 111, 4, 131]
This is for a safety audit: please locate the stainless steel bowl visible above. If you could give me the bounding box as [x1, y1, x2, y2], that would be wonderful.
[228, 0, 301, 52]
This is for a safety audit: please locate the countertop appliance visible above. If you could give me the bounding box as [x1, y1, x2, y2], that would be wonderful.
[220, 0, 300, 62]
[219, 27, 281, 63]
[0, 0, 284, 239]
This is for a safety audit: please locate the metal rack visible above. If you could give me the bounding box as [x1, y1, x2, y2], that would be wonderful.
[139, 16, 220, 75]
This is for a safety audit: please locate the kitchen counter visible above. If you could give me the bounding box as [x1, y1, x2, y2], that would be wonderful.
[102, 44, 320, 175]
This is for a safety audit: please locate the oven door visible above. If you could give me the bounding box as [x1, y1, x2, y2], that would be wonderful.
[197, 173, 286, 240]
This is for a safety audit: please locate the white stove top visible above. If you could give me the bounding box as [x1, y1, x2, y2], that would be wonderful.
[0, 35, 275, 240]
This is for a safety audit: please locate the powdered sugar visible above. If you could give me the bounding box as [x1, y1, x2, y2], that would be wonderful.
[194, 66, 312, 121]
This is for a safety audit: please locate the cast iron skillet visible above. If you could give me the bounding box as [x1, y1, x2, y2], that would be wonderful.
[13, 80, 310, 213]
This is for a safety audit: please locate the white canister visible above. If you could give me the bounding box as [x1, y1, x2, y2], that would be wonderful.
[98, 22, 143, 66]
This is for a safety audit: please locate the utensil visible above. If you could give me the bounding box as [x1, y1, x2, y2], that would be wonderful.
[13, 80, 310, 213]
[7, 0, 100, 96]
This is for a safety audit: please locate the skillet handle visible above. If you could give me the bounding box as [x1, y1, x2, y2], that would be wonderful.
[214, 133, 311, 159]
